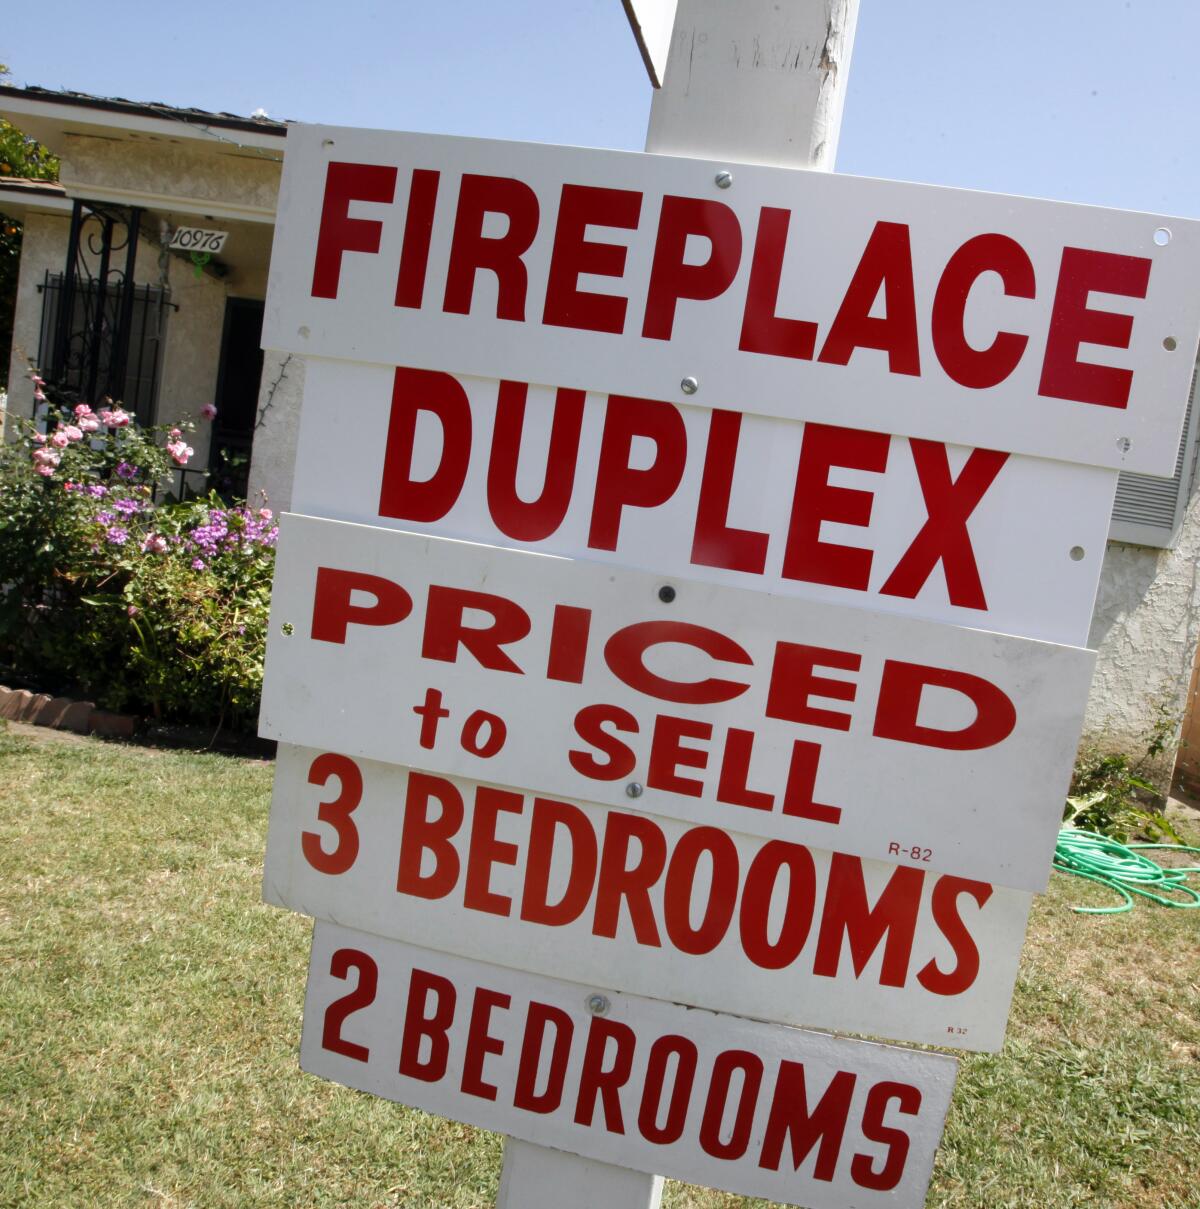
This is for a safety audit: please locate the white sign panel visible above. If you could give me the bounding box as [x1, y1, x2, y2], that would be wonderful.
[168, 226, 228, 254]
[260, 514, 1094, 890]
[269, 745, 1032, 1051]
[291, 356, 1117, 647]
[303, 921, 959, 1207]
[264, 123, 1200, 474]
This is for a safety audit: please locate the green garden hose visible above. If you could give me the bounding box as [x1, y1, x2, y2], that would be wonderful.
[1053, 828, 1200, 914]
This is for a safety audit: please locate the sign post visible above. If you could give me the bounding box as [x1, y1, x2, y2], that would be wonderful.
[513, 7, 851, 1197]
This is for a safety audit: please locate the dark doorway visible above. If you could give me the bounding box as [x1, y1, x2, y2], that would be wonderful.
[208, 297, 264, 500]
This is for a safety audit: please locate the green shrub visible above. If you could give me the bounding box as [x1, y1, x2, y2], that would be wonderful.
[0, 387, 275, 731]
[1064, 705, 1183, 843]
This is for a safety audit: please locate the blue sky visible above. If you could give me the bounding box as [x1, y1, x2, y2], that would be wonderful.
[4, 0, 1199, 217]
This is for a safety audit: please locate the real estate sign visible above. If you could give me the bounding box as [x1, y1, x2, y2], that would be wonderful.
[264, 124, 1200, 474]
[259, 514, 1094, 891]
[302, 921, 959, 1207]
[268, 744, 1032, 1051]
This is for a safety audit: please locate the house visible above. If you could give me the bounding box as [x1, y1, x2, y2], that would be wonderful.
[0, 84, 303, 507]
[3, 82, 1200, 792]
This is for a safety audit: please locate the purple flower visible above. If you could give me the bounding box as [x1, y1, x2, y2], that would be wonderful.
[95, 511, 114, 526]
[85, 484, 108, 499]
[105, 526, 129, 546]
[191, 557, 206, 571]
[112, 497, 142, 517]
[115, 461, 138, 480]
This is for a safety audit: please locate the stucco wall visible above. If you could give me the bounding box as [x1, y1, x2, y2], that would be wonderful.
[247, 350, 305, 511]
[1085, 494, 1200, 785]
[3, 212, 68, 426]
[58, 133, 280, 218]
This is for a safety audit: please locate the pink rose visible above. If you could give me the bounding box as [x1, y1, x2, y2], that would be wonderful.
[258, 507, 273, 520]
[141, 534, 169, 554]
[169, 427, 182, 439]
[50, 430, 69, 448]
[32, 432, 47, 445]
[29, 372, 45, 386]
[200, 403, 218, 421]
[34, 464, 54, 477]
[62, 425, 83, 442]
[32, 447, 60, 467]
[127, 604, 140, 617]
[33, 387, 47, 402]
[78, 416, 101, 433]
[74, 403, 93, 418]
[167, 439, 193, 466]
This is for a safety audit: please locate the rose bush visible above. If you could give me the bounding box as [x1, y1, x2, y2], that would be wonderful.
[0, 382, 275, 731]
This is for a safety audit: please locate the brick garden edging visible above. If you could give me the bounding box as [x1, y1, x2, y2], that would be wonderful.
[0, 686, 140, 739]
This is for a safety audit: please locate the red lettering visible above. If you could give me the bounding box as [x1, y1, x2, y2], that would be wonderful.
[460, 986, 510, 1101]
[917, 876, 992, 995]
[874, 660, 1016, 750]
[487, 381, 585, 541]
[513, 1001, 574, 1113]
[739, 842, 817, 970]
[638, 1034, 699, 1145]
[698, 1050, 763, 1160]
[782, 423, 889, 590]
[394, 168, 440, 308]
[663, 826, 738, 955]
[573, 1017, 637, 1132]
[311, 161, 396, 299]
[781, 740, 842, 825]
[818, 222, 920, 375]
[851, 1081, 921, 1191]
[378, 367, 471, 522]
[1039, 246, 1151, 408]
[605, 620, 752, 705]
[647, 714, 711, 797]
[543, 183, 641, 333]
[589, 395, 686, 551]
[716, 728, 774, 812]
[421, 586, 531, 673]
[642, 195, 742, 340]
[766, 643, 860, 731]
[569, 704, 638, 782]
[398, 967, 456, 1081]
[443, 173, 540, 320]
[311, 566, 412, 645]
[814, 856, 923, 987]
[593, 812, 667, 946]
[691, 410, 770, 574]
[520, 798, 598, 926]
[396, 772, 464, 898]
[880, 441, 1008, 610]
[739, 206, 818, 361]
[932, 234, 1034, 388]
[463, 786, 523, 916]
[758, 1065, 856, 1178]
[546, 604, 591, 684]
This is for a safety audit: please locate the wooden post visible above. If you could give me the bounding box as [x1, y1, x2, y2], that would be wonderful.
[495, 1, 859, 1203]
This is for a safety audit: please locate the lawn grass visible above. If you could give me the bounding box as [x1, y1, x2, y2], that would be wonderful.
[0, 722, 1197, 1208]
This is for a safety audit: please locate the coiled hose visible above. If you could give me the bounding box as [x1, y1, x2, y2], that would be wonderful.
[1053, 828, 1200, 914]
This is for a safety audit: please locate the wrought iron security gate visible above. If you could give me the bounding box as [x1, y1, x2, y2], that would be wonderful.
[36, 199, 168, 422]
